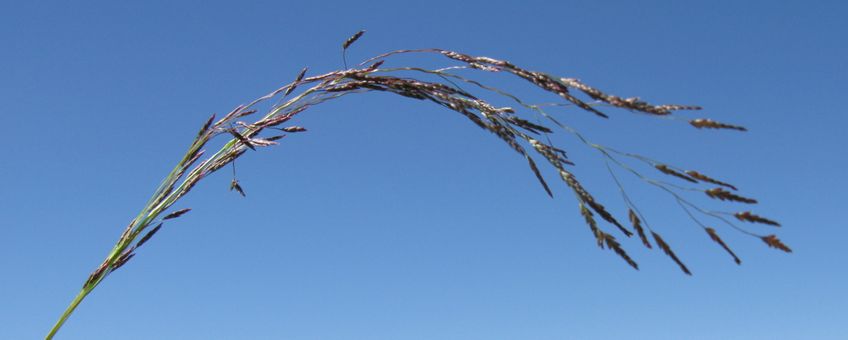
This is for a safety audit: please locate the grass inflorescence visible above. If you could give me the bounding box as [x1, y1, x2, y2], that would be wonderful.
[46, 31, 788, 339]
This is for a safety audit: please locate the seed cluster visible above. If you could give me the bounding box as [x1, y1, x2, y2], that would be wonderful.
[50, 31, 789, 339]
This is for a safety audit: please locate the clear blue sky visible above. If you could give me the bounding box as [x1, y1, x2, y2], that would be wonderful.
[1, 1, 846, 339]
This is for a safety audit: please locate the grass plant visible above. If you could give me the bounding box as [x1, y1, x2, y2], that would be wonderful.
[46, 31, 788, 339]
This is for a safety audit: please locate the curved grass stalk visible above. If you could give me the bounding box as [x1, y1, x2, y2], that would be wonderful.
[46, 32, 788, 339]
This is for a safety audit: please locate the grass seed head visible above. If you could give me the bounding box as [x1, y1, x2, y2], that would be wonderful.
[734, 211, 780, 226]
[705, 227, 741, 264]
[629, 209, 652, 249]
[136, 223, 163, 248]
[685, 170, 738, 191]
[342, 30, 366, 50]
[230, 179, 246, 197]
[282, 126, 307, 133]
[655, 164, 698, 183]
[761, 235, 792, 253]
[163, 208, 191, 220]
[284, 67, 309, 96]
[602, 232, 639, 270]
[705, 188, 758, 204]
[652, 231, 692, 275]
[690, 119, 747, 131]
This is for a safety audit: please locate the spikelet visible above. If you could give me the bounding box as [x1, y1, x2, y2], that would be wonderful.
[655, 164, 697, 183]
[705, 227, 741, 264]
[282, 126, 307, 133]
[629, 209, 652, 249]
[247, 137, 280, 147]
[284, 67, 308, 96]
[235, 109, 258, 118]
[257, 114, 293, 128]
[761, 235, 792, 253]
[652, 231, 692, 275]
[685, 170, 737, 191]
[364, 60, 385, 72]
[581, 204, 638, 269]
[579, 203, 604, 248]
[526, 156, 553, 198]
[562, 170, 631, 237]
[163, 208, 191, 220]
[656, 104, 702, 111]
[136, 223, 163, 248]
[602, 232, 639, 270]
[506, 116, 553, 134]
[734, 211, 780, 226]
[230, 179, 246, 197]
[227, 129, 255, 151]
[342, 30, 365, 50]
[196, 113, 216, 139]
[84, 261, 110, 287]
[529, 139, 572, 168]
[111, 252, 135, 271]
[689, 119, 747, 131]
[705, 188, 758, 204]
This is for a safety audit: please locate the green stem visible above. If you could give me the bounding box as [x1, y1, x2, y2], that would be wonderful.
[46, 287, 92, 340]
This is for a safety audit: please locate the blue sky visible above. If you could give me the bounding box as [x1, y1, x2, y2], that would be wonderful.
[1, 1, 846, 339]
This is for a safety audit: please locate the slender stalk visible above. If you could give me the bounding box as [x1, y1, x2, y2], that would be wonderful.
[46, 287, 92, 340]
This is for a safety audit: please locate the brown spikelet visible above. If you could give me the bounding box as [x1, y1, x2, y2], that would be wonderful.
[689, 119, 747, 131]
[652, 231, 692, 275]
[284, 67, 308, 96]
[282, 126, 307, 133]
[580, 204, 638, 269]
[685, 170, 738, 191]
[506, 116, 553, 134]
[163, 208, 191, 220]
[629, 209, 652, 249]
[526, 156, 553, 198]
[705, 188, 758, 204]
[602, 232, 639, 270]
[705, 227, 741, 264]
[136, 223, 163, 248]
[84, 271, 100, 287]
[734, 211, 780, 226]
[197, 114, 216, 138]
[579, 203, 604, 248]
[655, 164, 697, 183]
[111, 252, 135, 271]
[227, 128, 255, 151]
[230, 179, 246, 197]
[365, 60, 385, 72]
[596, 204, 631, 237]
[257, 114, 293, 128]
[529, 139, 572, 168]
[84, 261, 110, 287]
[342, 30, 366, 50]
[562, 171, 631, 237]
[656, 104, 702, 111]
[761, 235, 792, 253]
[235, 109, 258, 118]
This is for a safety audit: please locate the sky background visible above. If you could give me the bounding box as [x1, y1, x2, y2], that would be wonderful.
[1, 1, 846, 339]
